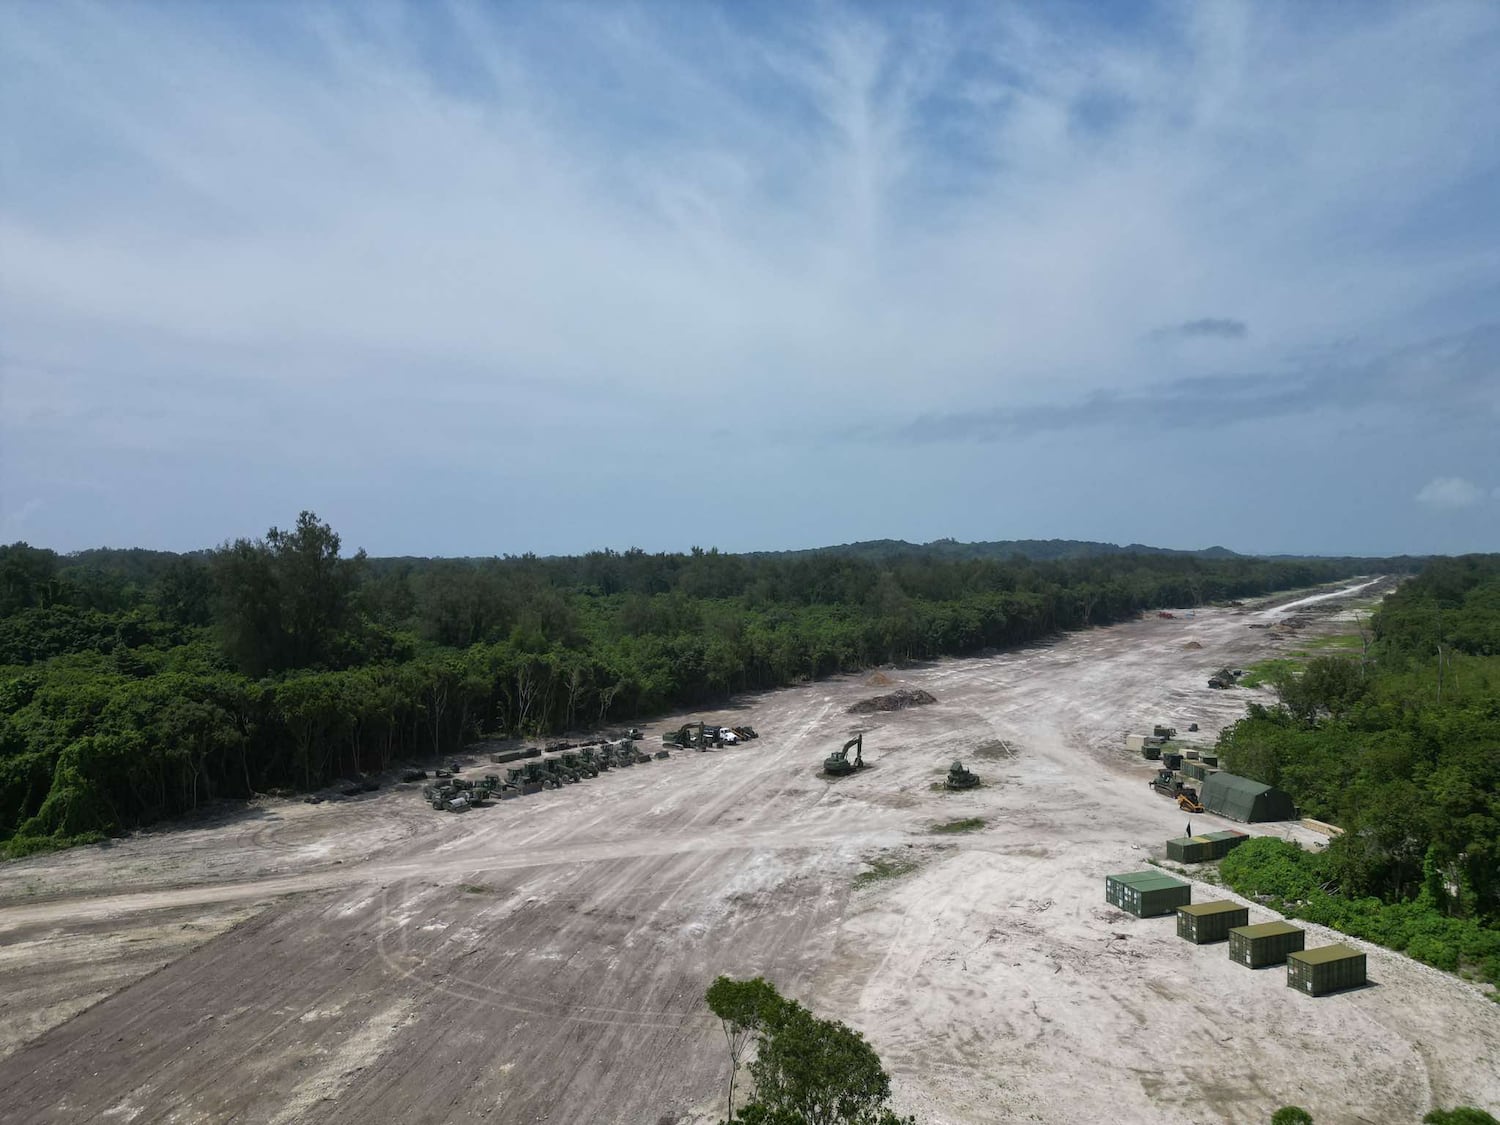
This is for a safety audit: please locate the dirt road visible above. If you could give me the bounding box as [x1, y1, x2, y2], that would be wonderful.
[1, 581, 1496, 1124]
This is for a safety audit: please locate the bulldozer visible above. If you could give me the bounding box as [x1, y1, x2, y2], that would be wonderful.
[945, 760, 980, 790]
[1208, 667, 1239, 689]
[561, 751, 597, 779]
[519, 761, 557, 794]
[823, 734, 865, 777]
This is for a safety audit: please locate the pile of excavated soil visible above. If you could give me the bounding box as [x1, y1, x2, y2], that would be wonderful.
[866, 670, 895, 686]
[1183, 641, 1203, 650]
[847, 688, 937, 714]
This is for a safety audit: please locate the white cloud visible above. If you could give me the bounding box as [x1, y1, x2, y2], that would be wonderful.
[1416, 477, 1485, 510]
[1, 2, 1497, 553]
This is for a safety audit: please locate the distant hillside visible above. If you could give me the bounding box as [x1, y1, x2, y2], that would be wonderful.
[743, 538, 1244, 563]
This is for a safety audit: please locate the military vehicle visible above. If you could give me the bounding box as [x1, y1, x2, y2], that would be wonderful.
[561, 750, 597, 779]
[945, 760, 980, 790]
[823, 734, 865, 777]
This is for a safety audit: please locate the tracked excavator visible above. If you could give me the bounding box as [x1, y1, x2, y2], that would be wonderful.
[823, 734, 865, 776]
[945, 760, 980, 790]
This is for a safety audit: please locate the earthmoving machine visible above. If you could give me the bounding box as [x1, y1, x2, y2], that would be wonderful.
[1150, 768, 1183, 797]
[543, 757, 580, 784]
[561, 751, 597, 779]
[662, 722, 716, 750]
[519, 761, 557, 794]
[581, 747, 608, 772]
[1208, 667, 1239, 689]
[1150, 769, 1203, 809]
[654, 747, 671, 760]
[823, 734, 865, 777]
[945, 760, 980, 790]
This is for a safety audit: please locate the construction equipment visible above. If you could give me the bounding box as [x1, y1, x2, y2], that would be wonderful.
[1208, 667, 1239, 689]
[1151, 769, 1183, 798]
[662, 722, 717, 750]
[654, 748, 670, 759]
[945, 760, 980, 790]
[561, 751, 597, 779]
[581, 747, 609, 772]
[823, 734, 865, 777]
[520, 761, 557, 793]
[1153, 725, 1177, 740]
[543, 757, 580, 784]
[1177, 790, 1205, 813]
[1187, 723, 1199, 732]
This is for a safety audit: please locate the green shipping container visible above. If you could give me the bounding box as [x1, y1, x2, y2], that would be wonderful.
[1165, 835, 1216, 863]
[1142, 745, 1162, 761]
[1287, 944, 1367, 996]
[1202, 830, 1249, 859]
[1176, 900, 1249, 944]
[1201, 754, 1219, 767]
[1229, 921, 1305, 967]
[1106, 870, 1192, 917]
[1183, 761, 1207, 781]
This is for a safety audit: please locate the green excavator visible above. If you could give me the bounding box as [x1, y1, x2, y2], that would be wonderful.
[945, 760, 980, 790]
[823, 734, 865, 777]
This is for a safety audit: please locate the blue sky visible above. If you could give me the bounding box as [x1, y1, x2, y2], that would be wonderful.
[1, 0, 1497, 557]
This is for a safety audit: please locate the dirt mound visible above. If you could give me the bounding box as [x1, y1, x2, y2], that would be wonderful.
[865, 670, 895, 686]
[847, 688, 937, 715]
[1183, 640, 1203, 650]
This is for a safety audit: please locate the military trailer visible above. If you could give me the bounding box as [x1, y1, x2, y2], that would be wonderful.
[1229, 920, 1305, 967]
[1165, 835, 1216, 863]
[1105, 871, 1191, 918]
[1176, 900, 1249, 944]
[1287, 944, 1367, 996]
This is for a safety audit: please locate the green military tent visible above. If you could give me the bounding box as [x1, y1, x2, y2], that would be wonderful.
[1200, 772, 1297, 823]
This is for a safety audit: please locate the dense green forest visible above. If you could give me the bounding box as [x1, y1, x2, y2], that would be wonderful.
[0, 514, 1376, 855]
[1218, 555, 1500, 987]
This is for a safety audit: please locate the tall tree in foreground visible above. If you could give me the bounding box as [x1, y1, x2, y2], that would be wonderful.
[706, 976, 915, 1125]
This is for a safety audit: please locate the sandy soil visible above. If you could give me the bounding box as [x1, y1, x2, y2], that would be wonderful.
[1, 578, 1496, 1124]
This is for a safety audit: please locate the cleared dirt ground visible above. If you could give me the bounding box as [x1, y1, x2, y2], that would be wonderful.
[1, 579, 1497, 1124]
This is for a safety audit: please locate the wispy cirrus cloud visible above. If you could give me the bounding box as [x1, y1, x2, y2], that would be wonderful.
[1, 1, 1498, 554]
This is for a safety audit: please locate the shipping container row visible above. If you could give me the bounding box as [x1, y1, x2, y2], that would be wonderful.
[1105, 873, 1368, 995]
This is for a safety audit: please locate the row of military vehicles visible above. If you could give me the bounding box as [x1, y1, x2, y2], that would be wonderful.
[416, 723, 760, 812]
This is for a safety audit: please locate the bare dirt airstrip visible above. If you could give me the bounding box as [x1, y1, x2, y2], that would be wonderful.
[1, 580, 1497, 1124]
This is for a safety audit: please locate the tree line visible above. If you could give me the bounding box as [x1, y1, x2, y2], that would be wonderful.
[1217, 555, 1500, 986]
[1, 514, 1378, 854]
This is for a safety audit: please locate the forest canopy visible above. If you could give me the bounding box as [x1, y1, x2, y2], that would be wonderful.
[1, 516, 1387, 854]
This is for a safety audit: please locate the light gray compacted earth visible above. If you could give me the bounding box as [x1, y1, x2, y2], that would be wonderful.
[1, 580, 1497, 1125]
